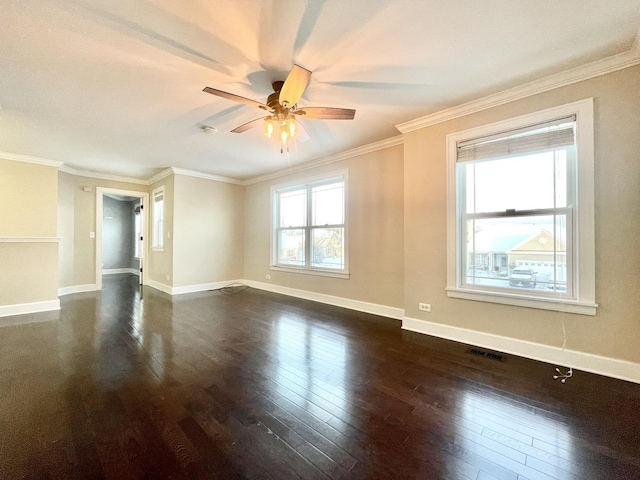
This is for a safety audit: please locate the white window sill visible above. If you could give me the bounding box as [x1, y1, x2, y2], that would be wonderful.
[445, 287, 597, 316]
[270, 265, 350, 279]
[152, 247, 165, 252]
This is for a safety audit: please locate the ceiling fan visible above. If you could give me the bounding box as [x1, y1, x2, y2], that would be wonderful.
[203, 65, 356, 153]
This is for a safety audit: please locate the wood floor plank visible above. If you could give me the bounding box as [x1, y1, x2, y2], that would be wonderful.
[1, 274, 639, 479]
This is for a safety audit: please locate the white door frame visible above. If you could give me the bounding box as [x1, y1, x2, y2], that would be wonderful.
[96, 187, 149, 290]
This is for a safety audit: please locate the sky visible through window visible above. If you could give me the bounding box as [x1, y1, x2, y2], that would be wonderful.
[466, 150, 567, 214]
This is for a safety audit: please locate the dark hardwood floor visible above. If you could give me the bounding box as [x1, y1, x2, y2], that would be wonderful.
[1, 274, 639, 479]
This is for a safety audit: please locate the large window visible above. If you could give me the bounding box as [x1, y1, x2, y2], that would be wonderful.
[272, 172, 348, 278]
[152, 187, 164, 250]
[446, 99, 596, 315]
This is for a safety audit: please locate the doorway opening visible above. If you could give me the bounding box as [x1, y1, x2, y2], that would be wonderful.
[96, 187, 149, 290]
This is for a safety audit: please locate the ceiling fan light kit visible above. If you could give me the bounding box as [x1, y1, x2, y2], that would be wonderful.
[203, 64, 356, 153]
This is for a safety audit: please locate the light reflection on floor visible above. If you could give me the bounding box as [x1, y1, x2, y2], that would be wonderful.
[273, 313, 349, 414]
[457, 390, 579, 479]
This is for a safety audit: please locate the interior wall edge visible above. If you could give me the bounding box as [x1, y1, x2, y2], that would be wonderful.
[402, 317, 640, 385]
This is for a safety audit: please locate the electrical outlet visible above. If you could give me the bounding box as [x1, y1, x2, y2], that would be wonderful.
[266, 274, 271, 280]
[419, 303, 431, 312]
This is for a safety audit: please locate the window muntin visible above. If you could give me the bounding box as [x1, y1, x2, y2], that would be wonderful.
[152, 187, 164, 249]
[273, 174, 347, 276]
[446, 99, 596, 315]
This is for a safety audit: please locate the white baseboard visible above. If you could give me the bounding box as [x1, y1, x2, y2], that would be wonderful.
[0, 299, 60, 319]
[146, 279, 173, 294]
[402, 316, 640, 385]
[58, 284, 98, 296]
[103, 268, 139, 276]
[153, 277, 404, 319]
[171, 280, 243, 295]
[245, 280, 405, 320]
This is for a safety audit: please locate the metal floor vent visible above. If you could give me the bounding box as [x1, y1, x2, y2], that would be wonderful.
[468, 347, 504, 362]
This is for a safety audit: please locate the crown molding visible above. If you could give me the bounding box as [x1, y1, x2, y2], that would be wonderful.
[242, 135, 403, 186]
[59, 164, 148, 185]
[396, 41, 640, 134]
[146, 167, 174, 185]
[0, 151, 63, 168]
[170, 167, 243, 185]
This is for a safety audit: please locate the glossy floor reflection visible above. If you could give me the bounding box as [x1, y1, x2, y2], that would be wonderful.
[1, 274, 639, 479]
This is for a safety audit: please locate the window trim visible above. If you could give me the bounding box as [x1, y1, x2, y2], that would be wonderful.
[270, 170, 349, 279]
[445, 98, 597, 315]
[151, 186, 165, 251]
[134, 201, 141, 259]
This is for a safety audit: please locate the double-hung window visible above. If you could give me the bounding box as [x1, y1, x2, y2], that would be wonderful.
[272, 172, 348, 278]
[152, 187, 164, 250]
[446, 99, 596, 315]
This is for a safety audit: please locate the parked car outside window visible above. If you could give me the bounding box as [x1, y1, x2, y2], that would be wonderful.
[509, 268, 537, 287]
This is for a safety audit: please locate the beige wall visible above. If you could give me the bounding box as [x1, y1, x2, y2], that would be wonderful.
[403, 65, 640, 364]
[173, 174, 244, 287]
[57, 171, 147, 288]
[147, 174, 174, 287]
[0, 243, 59, 306]
[0, 159, 58, 237]
[243, 145, 405, 309]
[0, 159, 58, 307]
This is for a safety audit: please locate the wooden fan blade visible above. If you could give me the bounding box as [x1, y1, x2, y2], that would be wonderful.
[279, 65, 311, 108]
[203, 87, 271, 111]
[294, 107, 356, 120]
[231, 117, 267, 133]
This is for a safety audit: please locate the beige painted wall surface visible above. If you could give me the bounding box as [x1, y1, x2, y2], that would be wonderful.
[172, 174, 244, 287]
[0, 243, 58, 305]
[147, 175, 174, 288]
[244, 145, 404, 309]
[57, 172, 148, 288]
[0, 159, 58, 237]
[57, 171, 75, 288]
[0, 159, 59, 307]
[403, 65, 640, 363]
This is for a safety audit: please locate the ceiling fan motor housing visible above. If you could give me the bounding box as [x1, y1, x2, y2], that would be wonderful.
[267, 83, 295, 121]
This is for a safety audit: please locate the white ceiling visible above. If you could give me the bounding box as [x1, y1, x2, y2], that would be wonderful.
[1, 0, 639, 181]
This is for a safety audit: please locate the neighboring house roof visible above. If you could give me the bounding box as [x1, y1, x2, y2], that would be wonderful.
[508, 229, 566, 253]
[472, 232, 532, 252]
[470, 228, 566, 253]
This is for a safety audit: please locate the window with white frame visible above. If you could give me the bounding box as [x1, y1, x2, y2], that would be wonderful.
[446, 99, 597, 315]
[272, 172, 348, 278]
[152, 187, 164, 250]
